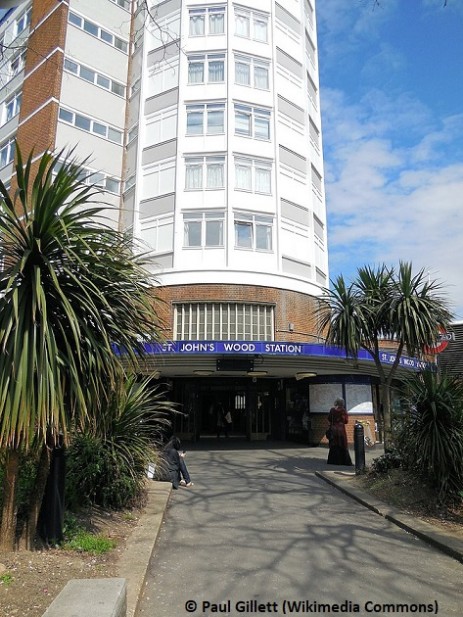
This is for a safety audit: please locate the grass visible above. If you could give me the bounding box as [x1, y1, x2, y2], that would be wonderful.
[62, 530, 116, 554]
[0, 573, 13, 587]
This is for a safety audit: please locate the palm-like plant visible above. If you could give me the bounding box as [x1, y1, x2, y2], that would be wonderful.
[66, 374, 175, 510]
[398, 371, 463, 499]
[0, 146, 162, 550]
[318, 262, 452, 450]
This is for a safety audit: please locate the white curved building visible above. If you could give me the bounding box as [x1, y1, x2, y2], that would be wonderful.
[0, 0, 382, 443]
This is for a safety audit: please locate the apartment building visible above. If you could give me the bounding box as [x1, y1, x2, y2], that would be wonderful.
[0, 0, 381, 443]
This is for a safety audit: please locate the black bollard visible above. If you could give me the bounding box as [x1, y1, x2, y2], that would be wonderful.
[354, 422, 366, 474]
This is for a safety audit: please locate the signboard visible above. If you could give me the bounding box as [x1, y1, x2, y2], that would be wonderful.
[113, 340, 430, 371]
[423, 328, 455, 355]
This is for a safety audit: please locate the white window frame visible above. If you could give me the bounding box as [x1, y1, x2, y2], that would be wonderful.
[183, 210, 225, 248]
[186, 103, 225, 136]
[234, 54, 269, 90]
[58, 107, 123, 144]
[234, 104, 271, 140]
[0, 139, 15, 169]
[188, 53, 225, 84]
[189, 6, 225, 36]
[9, 51, 26, 80]
[234, 211, 273, 252]
[2, 91, 21, 125]
[68, 11, 128, 53]
[142, 159, 176, 198]
[185, 156, 225, 190]
[140, 214, 174, 253]
[64, 58, 126, 97]
[234, 7, 268, 43]
[234, 157, 272, 195]
[174, 302, 275, 341]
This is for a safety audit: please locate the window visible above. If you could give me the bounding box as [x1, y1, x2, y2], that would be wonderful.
[109, 0, 131, 9]
[186, 103, 225, 135]
[188, 53, 225, 84]
[3, 92, 21, 124]
[189, 6, 225, 36]
[174, 302, 274, 341]
[235, 8, 268, 42]
[143, 159, 176, 197]
[234, 104, 270, 140]
[235, 157, 271, 194]
[141, 215, 174, 253]
[234, 212, 273, 251]
[68, 11, 128, 53]
[185, 156, 225, 190]
[14, 7, 31, 37]
[235, 55, 269, 89]
[0, 139, 15, 168]
[183, 211, 224, 248]
[9, 52, 26, 80]
[59, 107, 123, 144]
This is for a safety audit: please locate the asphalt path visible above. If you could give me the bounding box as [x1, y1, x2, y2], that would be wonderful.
[136, 443, 462, 617]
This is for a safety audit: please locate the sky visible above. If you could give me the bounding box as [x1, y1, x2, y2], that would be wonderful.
[316, 0, 463, 320]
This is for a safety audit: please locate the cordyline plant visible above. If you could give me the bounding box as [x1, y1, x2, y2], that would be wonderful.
[0, 145, 162, 551]
[318, 263, 453, 450]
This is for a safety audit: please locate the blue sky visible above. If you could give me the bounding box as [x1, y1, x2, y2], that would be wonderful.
[316, 0, 463, 319]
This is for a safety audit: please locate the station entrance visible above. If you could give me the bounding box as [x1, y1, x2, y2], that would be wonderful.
[173, 378, 281, 441]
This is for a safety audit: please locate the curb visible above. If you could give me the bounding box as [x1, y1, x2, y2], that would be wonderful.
[117, 481, 172, 617]
[316, 471, 463, 564]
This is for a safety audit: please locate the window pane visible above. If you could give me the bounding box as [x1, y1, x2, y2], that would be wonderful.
[188, 61, 204, 83]
[235, 61, 250, 85]
[97, 74, 111, 89]
[254, 66, 269, 89]
[208, 60, 224, 82]
[92, 121, 107, 136]
[69, 12, 82, 27]
[184, 221, 201, 247]
[235, 221, 252, 248]
[59, 108, 73, 123]
[255, 167, 271, 193]
[105, 178, 120, 193]
[209, 12, 224, 35]
[108, 127, 123, 143]
[75, 114, 91, 130]
[187, 110, 203, 134]
[111, 81, 125, 96]
[207, 109, 224, 133]
[206, 163, 224, 188]
[64, 59, 78, 74]
[235, 110, 251, 135]
[255, 116, 270, 139]
[206, 220, 223, 246]
[190, 14, 204, 36]
[256, 224, 272, 250]
[236, 13, 250, 37]
[235, 164, 251, 190]
[80, 66, 95, 83]
[83, 20, 99, 36]
[114, 37, 128, 52]
[186, 164, 203, 189]
[254, 18, 268, 42]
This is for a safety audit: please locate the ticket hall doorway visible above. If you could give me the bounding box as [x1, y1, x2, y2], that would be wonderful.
[174, 378, 276, 441]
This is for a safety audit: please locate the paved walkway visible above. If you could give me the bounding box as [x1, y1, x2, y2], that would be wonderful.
[135, 443, 462, 617]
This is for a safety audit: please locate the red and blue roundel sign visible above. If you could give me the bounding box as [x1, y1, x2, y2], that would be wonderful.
[424, 328, 454, 355]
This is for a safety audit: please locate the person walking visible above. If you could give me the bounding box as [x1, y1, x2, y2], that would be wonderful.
[216, 402, 231, 438]
[327, 398, 353, 466]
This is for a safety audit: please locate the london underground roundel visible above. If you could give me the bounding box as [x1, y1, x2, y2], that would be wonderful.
[423, 327, 452, 355]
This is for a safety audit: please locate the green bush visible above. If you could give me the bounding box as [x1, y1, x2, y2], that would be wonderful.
[397, 371, 463, 500]
[0, 451, 40, 524]
[370, 451, 403, 475]
[66, 376, 173, 510]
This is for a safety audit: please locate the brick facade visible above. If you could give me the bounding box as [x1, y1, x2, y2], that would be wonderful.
[154, 283, 328, 342]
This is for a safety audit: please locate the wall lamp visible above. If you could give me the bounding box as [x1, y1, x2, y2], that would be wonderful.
[295, 372, 317, 380]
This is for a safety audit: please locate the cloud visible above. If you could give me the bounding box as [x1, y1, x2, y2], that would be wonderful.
[323, 88, 463, 317]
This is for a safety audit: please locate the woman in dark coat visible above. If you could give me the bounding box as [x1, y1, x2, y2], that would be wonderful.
[327, 398, 353, 466]
[163, 436, 182, 489]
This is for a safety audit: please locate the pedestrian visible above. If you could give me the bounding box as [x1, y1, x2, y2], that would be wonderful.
[162, 436, 194, 488]
[216, 402, 231, 438]
[326, 398, 353, 466]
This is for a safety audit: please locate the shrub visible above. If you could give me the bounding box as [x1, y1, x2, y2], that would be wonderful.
[397, 371, 463, 500]
[369, 451, 403, 475]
